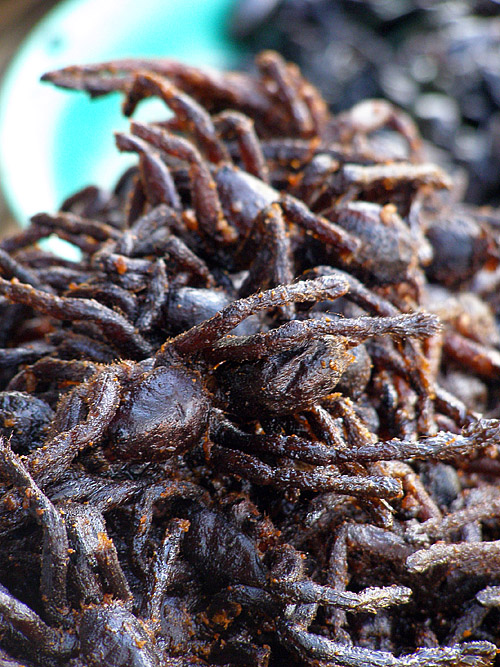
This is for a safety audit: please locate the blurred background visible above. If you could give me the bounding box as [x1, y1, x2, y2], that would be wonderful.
[1, 0, 499, 239]
[0, 0, 58, 235]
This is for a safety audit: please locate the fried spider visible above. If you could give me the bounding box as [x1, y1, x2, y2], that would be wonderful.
[1, 50, 500, 667]
[0, 273, 438, 498]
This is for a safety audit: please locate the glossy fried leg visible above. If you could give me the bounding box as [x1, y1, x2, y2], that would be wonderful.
[162, 275, 350, 358]
[209, 444, 402, 499]
[215, 110, 269, 182]
[131, 121, 235, 243]
[0, 583, 76, 660]
[0, 437, 70, 627]
[115, 132, 181, 210]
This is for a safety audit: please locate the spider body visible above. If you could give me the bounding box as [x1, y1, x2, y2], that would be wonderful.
[105, 360, 209, 462]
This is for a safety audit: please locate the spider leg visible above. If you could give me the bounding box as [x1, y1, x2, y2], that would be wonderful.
[0, 583, 76, 660]
[205, 311, 439, 364]
[131, 120, 236, 244]
[28, 365, 122, 486]
[124, 72, 230, 165]
[280, 193, 361, 261]
[379, 461, 442, 522]
[0, 367, 121, 540]
[445, 599, 490, 646]
[282, 621, 496, 666]
[211, 414, 493, 477]
[63, 282, 138, 322]
[338, 162, 452, 202]
[64, 503, 132, 605]
[306, 265, 438, 437]
[0, 343, 54, 371]
[208, 444, 402, 499]
[161, 275, 350, 358]
[7, 357, 99, 395]
[326, 525, 351, 642]
[125, 204, 188, 255]
[407, 540, 500, 576]
[79, 602, 161, 666]
[0, 437, 70, 627]
[135, 259, 168, 332]
[160, 236, 214, 286]
[407, 486, 500, 544]
[335, 99, 423, 159]
[273, 580, 412, 613]
[115, 132, 181, 210]
[0, 247, 48, 290]
[256, 51, 327, 137]
[214, 110, 269, 182]
[31, 211, 121, 245]
[238, 203, 295, 319]
[144, 517, 188, 627]
[131, 480, 204, 575]
[443, 330, 500, 380]
[41, 56, 295, 132]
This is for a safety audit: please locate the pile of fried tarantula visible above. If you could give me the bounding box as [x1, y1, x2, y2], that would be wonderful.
[1, 52, 500, 666]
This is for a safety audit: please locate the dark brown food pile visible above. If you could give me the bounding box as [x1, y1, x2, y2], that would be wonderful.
[0, 52, 500, 666]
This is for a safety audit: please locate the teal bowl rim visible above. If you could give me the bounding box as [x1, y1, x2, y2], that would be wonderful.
[0, 0, 244, 232]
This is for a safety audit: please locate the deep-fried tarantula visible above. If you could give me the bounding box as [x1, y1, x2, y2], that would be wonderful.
[0, 51, 500, 667]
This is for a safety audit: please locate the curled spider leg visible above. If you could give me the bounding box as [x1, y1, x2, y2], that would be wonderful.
[160, 236, 214, 286]
[0, 437, 70, 627]
[115, 132, 181, 210]
[26, 365, 121, 487]
[334, 98, 423, 159]
[124, 72, 229, 164]
[64, 503, 132, 605]
[0, 368, 120, 541]
[130, 120, 236, 244]
[214, 110, 269, 182]
[8, 356, 99, 394]
[256, 50, 319, 137]
[338, 162, 452, 200]
[379, 460, 442, 522]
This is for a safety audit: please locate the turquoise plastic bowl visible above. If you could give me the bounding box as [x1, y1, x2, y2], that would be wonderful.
[0, 0, 244, 229]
